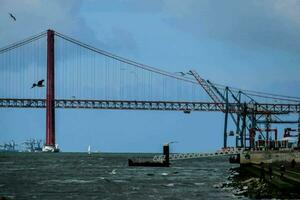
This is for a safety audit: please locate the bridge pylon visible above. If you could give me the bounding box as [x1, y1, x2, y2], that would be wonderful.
[43, 29, 58, 152]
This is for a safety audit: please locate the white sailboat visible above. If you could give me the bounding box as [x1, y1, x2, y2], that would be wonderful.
[88, 145, 91, 155]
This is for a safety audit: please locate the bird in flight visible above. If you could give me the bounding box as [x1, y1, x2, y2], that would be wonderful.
[9, 13, 16, 21]
[31, 79, 45, 88]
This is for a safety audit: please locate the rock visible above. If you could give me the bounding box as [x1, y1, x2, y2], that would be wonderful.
[241, 177, 257, 184]
[233, 189, 245, 195]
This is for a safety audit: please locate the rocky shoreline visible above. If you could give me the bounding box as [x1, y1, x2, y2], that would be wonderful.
[215, 167, 300, 199]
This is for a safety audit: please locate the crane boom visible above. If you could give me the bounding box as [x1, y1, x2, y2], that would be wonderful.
[189, 70, 226, 112]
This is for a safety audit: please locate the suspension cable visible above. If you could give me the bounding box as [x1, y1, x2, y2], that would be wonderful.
[56, 31, 300, 103]
[0, 31, 46, 54]
[211, 82, 300, 102]
[1, 30, 299, 103]
[54, 31, 198, 84]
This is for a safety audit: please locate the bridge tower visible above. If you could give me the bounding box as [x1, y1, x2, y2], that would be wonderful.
[43, 29, 58, 152]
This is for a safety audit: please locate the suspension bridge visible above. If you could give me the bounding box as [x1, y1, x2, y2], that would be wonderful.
[0, 29, 300, 152]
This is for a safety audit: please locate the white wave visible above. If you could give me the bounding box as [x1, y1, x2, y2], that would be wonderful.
[113, 179, 127, 183]
[44, 179, 95, 184]
[164, 183, 175, 187]
[194, 182, 205, 186]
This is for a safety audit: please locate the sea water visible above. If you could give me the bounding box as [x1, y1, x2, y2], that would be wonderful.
[0, 153, 248, 200]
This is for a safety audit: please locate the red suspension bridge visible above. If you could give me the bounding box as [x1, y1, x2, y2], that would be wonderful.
[0, 29, 300, 152]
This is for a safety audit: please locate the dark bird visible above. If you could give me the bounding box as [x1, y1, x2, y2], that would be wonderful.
[9, 13, 16, 21]
[31, 79, 45, 88]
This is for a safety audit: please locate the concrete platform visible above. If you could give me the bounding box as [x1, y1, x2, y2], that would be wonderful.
[240, 149, 300, 165]
[239, 150, 300, 190]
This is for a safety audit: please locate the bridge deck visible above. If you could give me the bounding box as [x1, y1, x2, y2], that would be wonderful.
[0, 98, 299, 114]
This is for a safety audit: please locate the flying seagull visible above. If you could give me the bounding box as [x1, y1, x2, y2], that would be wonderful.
[9, 13, 16, 21]
[31, 79, 45, 88]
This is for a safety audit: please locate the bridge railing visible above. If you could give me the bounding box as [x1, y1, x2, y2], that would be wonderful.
[153, 148, 244, 162]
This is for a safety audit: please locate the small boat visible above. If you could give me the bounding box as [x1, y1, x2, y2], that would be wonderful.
[88, 145, 91, 155]
[128, 159, 169, 167]
[42, 144, 59, 152]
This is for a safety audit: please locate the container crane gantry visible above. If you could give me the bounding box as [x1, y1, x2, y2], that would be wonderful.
[189, 70, 300, 149]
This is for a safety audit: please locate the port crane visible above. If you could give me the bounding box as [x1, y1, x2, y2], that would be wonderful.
[188, 70, 300, 149]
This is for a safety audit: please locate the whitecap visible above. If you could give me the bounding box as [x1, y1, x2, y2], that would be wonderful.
[63, 179, 95, 184]
[131, 186, 140, 191]
[46, 179, 95, 184]
[222, 186, 233, 191]
[165, 183, 175, 187]
[113, 179, 127, 183]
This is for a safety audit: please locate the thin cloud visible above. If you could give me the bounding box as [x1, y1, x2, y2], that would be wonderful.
[0, 0, 93, 45]
[161, 0, 300, 53]
[0, 0, 138, 54]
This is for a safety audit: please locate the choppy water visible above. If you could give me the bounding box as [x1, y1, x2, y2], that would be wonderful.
[0, 153, 247, 200]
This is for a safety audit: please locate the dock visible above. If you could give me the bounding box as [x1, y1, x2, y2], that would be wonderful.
[239, 150, 300, 190]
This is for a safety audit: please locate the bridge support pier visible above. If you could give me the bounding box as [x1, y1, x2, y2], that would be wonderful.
[43, 29, 58, 152]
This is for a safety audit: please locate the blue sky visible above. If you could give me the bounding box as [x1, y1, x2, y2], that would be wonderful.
[0, 0, 300, 152]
